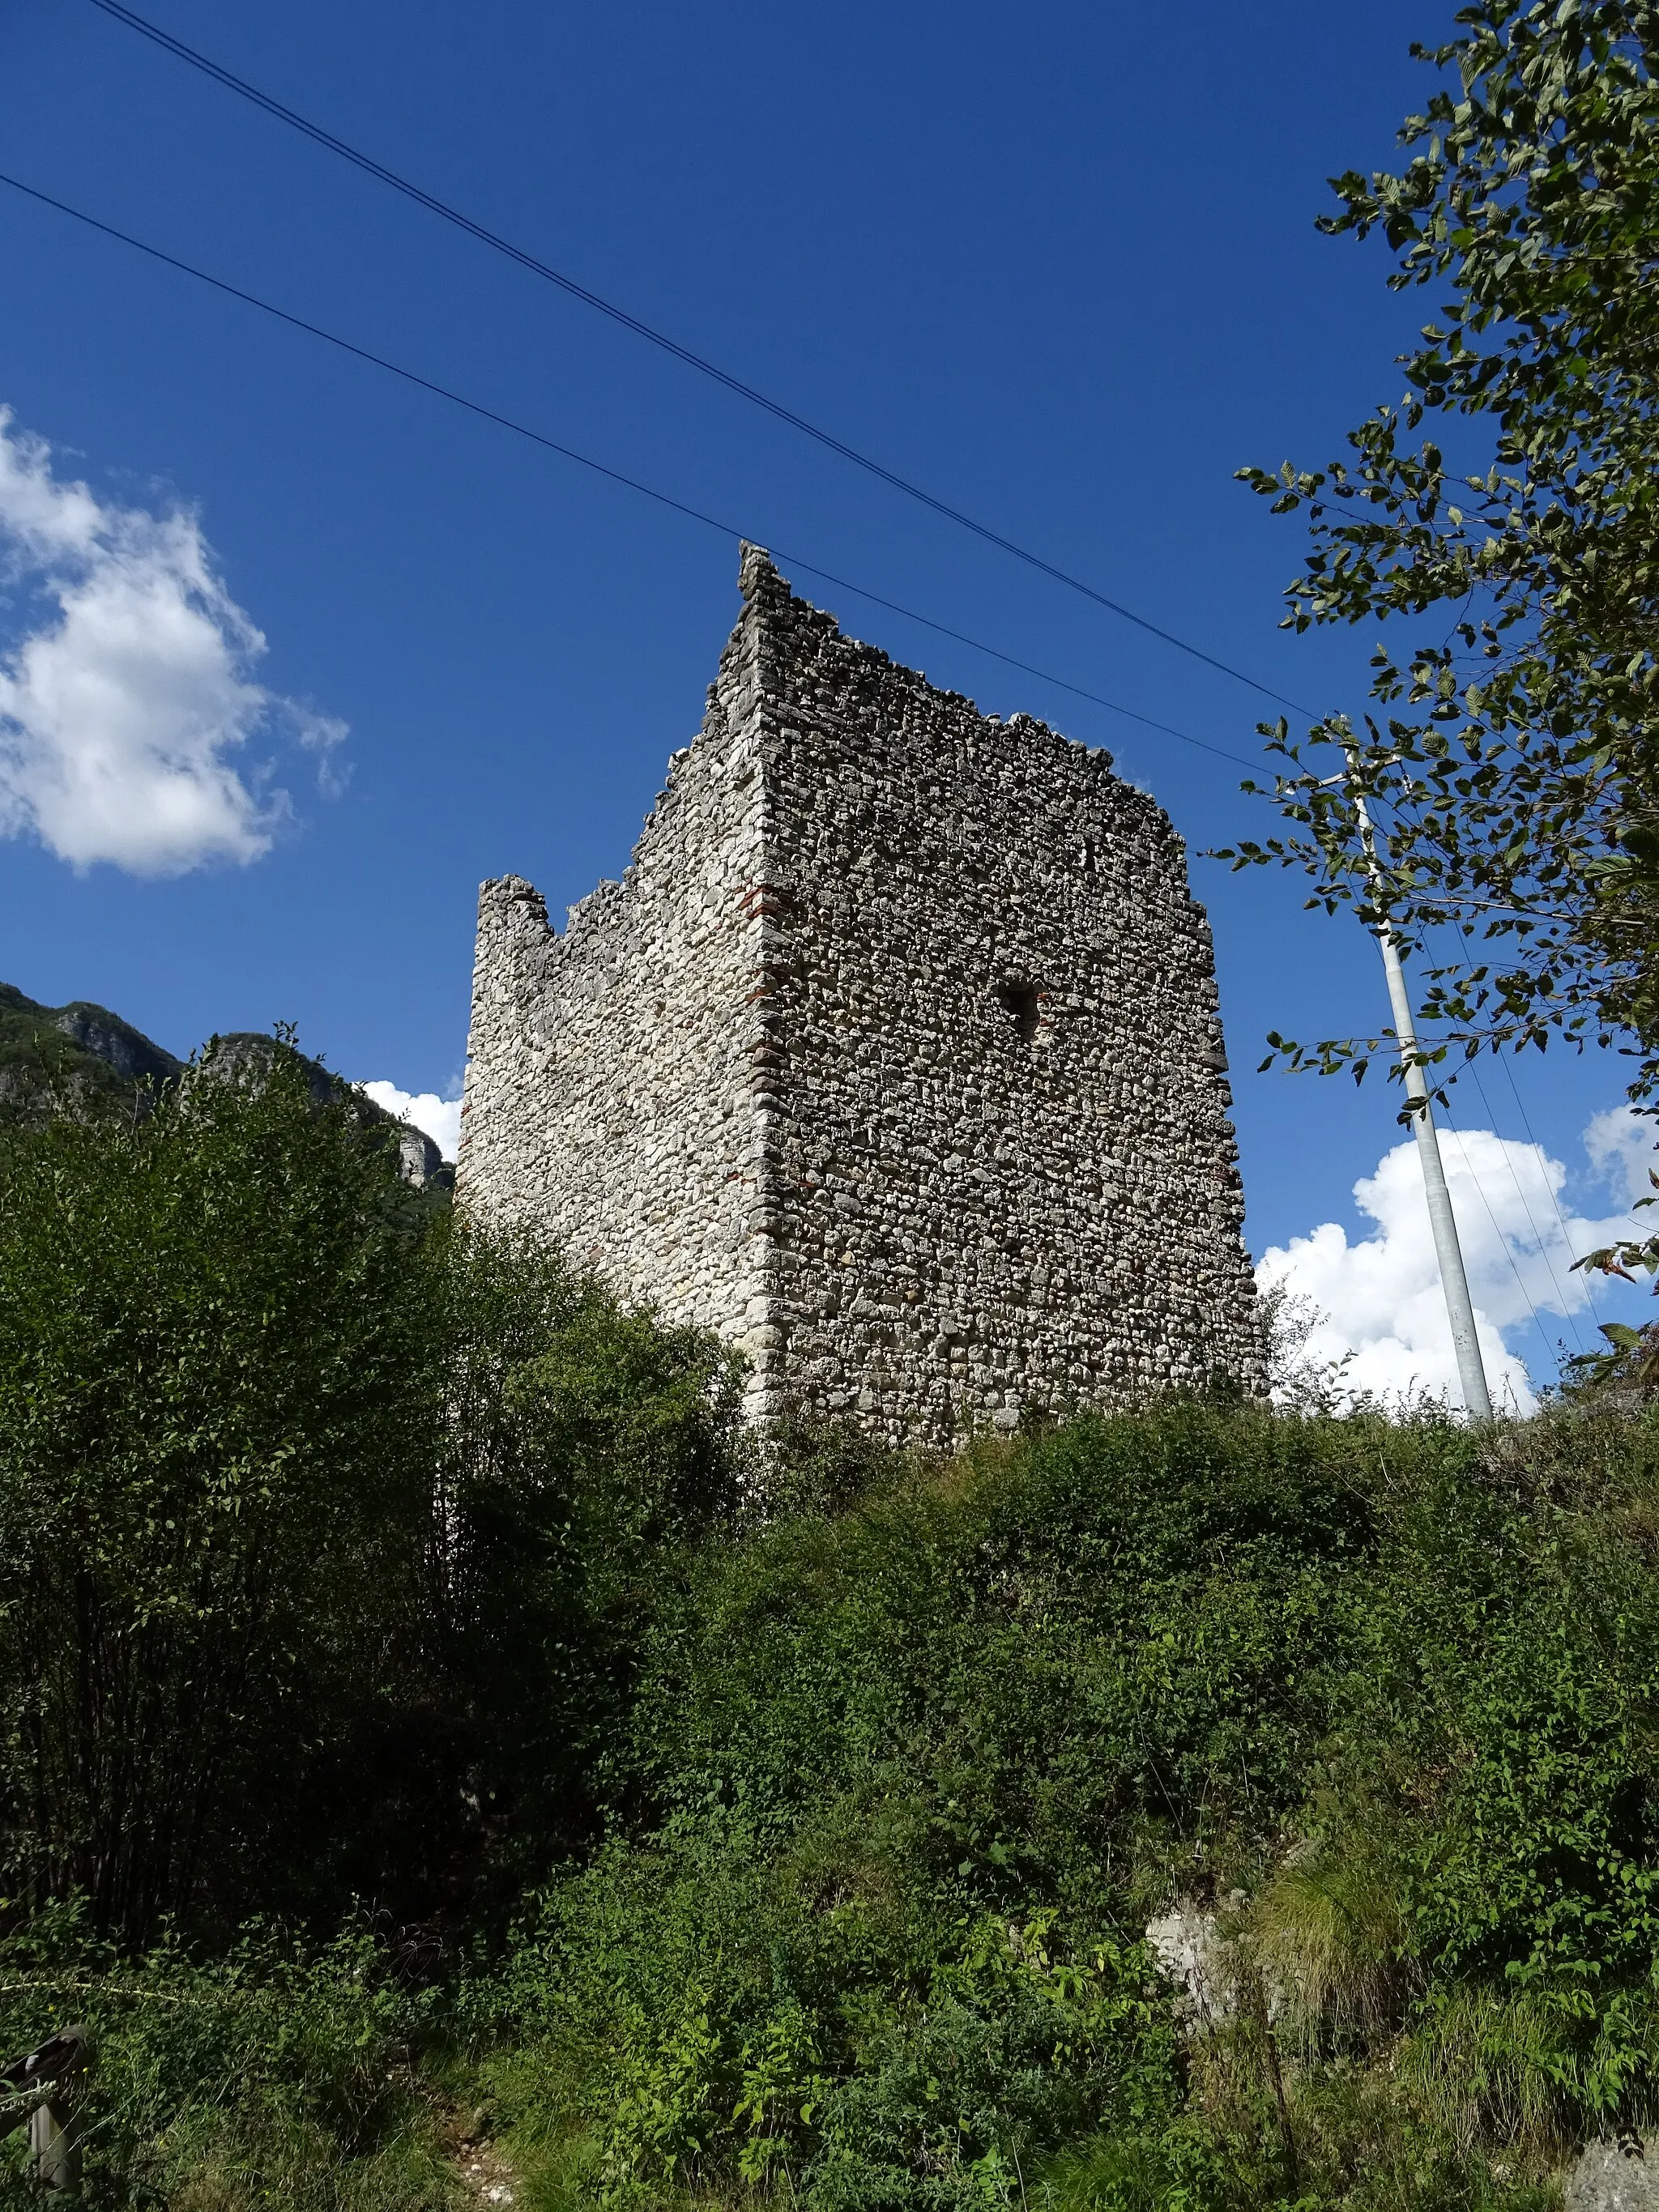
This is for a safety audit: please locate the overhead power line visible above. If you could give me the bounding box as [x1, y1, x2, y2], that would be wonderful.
[1433, 914, 1593, 1349]
[0, 169, 1264, 774]
[1436, 1115, 1550, 1396]
[1459, 1067, 1587, 1357]
[80, 0, 1313, 718]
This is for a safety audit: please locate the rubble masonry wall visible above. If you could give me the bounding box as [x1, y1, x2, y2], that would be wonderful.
[458, 546, 1264, 1443]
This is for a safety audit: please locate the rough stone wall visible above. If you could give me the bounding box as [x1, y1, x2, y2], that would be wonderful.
[458, 545, 1264, 1443]
[458, 651, 775, 1349]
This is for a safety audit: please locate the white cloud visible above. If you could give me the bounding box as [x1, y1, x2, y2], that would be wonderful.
[1257, 1119, 1647, 1415]
[360, 1080, 462, 1162]
[1584, 1102, 1658, 1208]
[0, 406, 344, 875]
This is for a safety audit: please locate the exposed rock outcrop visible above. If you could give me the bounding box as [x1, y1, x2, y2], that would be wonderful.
[1567, 2141, 1659, 2211]
[0, 985, 448, 1189]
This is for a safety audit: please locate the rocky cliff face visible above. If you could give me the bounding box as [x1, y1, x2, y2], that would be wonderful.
[203, 1032, 449, 1188]
[0, 982, 182, 1120]
[0, 984, 449, 1189]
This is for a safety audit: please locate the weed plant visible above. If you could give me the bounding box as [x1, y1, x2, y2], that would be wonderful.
[5, 1058, 1659, 2206]
[460, 1402, 1659, 2211]
[0, 1905, 450, 2208]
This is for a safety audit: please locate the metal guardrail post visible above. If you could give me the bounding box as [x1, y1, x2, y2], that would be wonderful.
[28, 2095, 79, 2192]
[0, 2026, 88, 2193]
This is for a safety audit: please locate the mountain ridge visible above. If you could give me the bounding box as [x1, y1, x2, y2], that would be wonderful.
[0, 982, 450, 1188]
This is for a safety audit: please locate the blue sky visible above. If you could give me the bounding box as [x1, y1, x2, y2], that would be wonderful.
[0, 0, 1648, 1399]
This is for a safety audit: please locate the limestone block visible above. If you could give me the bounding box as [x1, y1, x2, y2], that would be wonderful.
[1567, 2143, 1659, 2212]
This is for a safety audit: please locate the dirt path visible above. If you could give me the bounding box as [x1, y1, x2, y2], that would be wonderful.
[445, 2110, 518, 2206]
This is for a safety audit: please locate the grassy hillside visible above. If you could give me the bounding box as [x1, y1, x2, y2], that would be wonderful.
[455, 1403, 1656, 2212]
[0, 1057, 1653, 2207]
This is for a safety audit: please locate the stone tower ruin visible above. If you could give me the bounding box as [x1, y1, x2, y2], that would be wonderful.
[458, 546, 1263, 1443]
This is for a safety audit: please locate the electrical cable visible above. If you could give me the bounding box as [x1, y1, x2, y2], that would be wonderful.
[1348, 796, 1584, 1385]
[79, 0, 1316, 718]
[1353, 796, 1602, 1347]
[1435, 917, 1593, 1349]
[1495, 1050, 1605, 1317]
[0, 169, 1265, 774]
[1435, 1112, 1554, 1396]
[1415, 905, 1589, 1352]
[1449, 1063, 1589, 1357]
[1424, 901, 1601, 1336]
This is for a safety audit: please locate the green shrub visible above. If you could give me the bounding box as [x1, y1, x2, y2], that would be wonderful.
[462, 1401, 1659, 2206]
[11, 1063, 1659, 2207]
[0, 1903, 450, 2209]
[471, 1832, 1175, 2210]
[0, 1038, 744, 1939]
[0, 1042, 446, 1937]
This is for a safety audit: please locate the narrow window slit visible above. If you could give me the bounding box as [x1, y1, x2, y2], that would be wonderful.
[995, 978, 1040, 1043]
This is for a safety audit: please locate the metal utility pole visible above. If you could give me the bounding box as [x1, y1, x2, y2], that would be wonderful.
[1349, 782, 1494, 1421]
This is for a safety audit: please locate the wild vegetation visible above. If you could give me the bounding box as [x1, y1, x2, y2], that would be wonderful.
[456, 1395, 1659, 2212]
[7, 6, 1659, 2205]
[1230, 0, 1659, 1147]
[1224, 0, 1659, 1398]
[0, 1046, 1657, 2209]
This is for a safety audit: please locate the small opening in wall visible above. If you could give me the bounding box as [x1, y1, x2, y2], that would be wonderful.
[995, 977, 1040, 1043]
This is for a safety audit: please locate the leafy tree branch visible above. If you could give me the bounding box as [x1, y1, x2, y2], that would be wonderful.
[1224, 0, 1659, 1272]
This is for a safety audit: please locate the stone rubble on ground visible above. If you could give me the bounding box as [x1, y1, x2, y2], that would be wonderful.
[1567, 2141, 1659, 2211]
[1145, 1895, 1251, 2030]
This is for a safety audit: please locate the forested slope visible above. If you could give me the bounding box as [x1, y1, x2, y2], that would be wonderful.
[0, 1046, 1652, 2209]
